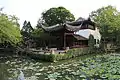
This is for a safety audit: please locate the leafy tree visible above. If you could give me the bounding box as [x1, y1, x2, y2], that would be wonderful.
[39, 6, 75, 26]
[0, 9, 22, 46]
[31, 28, 57, 47]
[31, 28, 43, 37]
[21, 21, 34, 38]
[21, 21, 33, 33]
[89, 5, 120, 47]
[88, 35, 95, 53]
[22, 20, 27, 31]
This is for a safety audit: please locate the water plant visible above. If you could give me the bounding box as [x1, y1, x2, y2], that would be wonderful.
[1, 54, 120, 80]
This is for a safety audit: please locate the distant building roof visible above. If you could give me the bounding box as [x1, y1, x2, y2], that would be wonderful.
[76, 17, 85, 22]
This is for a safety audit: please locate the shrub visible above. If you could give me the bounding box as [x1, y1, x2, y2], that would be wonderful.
[29, 47, 101, 62]
[49, 48, 89, 61]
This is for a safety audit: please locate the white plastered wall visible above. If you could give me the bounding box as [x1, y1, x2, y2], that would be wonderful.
[74, 27, 101, 47]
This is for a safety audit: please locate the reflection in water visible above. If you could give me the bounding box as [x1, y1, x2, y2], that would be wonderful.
[18, 70, 25, 80]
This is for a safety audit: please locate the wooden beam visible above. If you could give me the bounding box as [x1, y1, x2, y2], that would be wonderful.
[65, 33, 74, 35]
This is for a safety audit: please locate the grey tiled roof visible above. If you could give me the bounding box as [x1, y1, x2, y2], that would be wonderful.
[41, 19, 95, 32]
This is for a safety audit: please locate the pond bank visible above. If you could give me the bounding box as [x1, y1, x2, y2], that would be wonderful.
[0, 47, 102, 62]
[27, 48, 92, 62]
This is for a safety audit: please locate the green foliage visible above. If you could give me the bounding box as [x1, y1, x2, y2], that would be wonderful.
[46, 54, 120, 79]
[31, 28, 52, 40]
[2, 53, 120, 79]
[29, 48, 89, 62]
[40, 6, 75, 26]
[31, 28, 44, 37]
[89, 5, 120, 41]
[21, 21, 34, 38]
[0, 10, 22, 45]
[29, 53, 55, 62]
[88, 35, 95, 53]
[29, 47, 104, 62]
[31, 28, 57, 47]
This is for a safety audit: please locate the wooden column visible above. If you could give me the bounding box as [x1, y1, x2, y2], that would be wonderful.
[64, 33, 66, 49]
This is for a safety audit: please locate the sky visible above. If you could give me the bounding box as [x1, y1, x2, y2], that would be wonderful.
[0, 0, 120, 28]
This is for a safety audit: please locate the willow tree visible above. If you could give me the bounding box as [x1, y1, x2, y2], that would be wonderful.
[0, 9, 22, 46]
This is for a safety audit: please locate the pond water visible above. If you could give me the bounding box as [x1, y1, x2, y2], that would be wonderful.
[0, 54, 120, 80]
